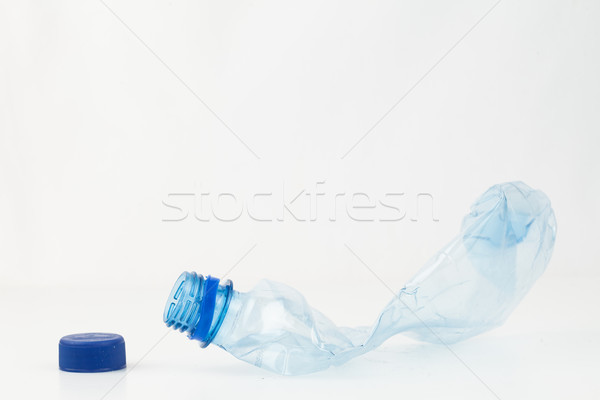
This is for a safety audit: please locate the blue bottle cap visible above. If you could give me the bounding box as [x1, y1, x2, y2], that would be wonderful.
[59, 333, 126, 373]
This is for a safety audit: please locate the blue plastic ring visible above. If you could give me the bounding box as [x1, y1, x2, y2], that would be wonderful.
[202, 279, 233, 347]
[190, 275, 219, 343]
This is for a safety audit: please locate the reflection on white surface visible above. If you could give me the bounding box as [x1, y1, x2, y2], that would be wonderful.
[59, 369, 127, 400]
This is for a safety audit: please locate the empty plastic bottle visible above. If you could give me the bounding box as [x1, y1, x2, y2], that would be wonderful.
[163, 181, 556, 375]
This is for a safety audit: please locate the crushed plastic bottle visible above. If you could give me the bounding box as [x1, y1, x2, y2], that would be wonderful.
[163, 181, 556, 375]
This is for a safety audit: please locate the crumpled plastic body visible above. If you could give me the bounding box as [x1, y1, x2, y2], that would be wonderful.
[207, 182, 556, 375]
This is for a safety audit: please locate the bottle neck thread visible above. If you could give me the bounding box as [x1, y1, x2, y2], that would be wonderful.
[163, 272, 234, 347]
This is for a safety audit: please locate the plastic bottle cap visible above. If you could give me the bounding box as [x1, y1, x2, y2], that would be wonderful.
[59, 333, 126, 373]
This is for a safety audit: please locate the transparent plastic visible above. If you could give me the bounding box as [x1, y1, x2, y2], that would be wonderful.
[165, 181, 556, 375]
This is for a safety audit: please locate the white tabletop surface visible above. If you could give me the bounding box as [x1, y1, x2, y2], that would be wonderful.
[1, 274, 598, 400]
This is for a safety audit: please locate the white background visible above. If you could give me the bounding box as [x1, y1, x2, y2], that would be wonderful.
[1, 0, 599, 399]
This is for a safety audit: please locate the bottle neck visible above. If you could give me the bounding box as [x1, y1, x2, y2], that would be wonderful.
[200, 280, 234, 347]
[163, 272, 234, 348]
[209, 290, 243, 348]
